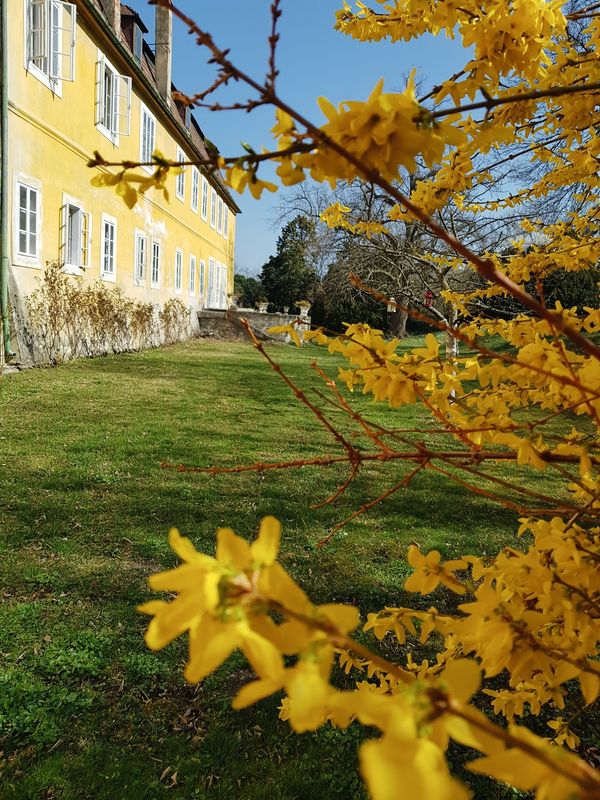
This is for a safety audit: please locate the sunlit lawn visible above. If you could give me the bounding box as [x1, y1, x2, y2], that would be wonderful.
[0, 337, 569, 799]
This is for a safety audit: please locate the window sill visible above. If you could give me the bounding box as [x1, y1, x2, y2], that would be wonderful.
[96, 123, 119, 147]
[63, 263, 84, 276]
[101, 272, 116, 283]
[13, 255, 42, 269]
[25, 62, 62, 97]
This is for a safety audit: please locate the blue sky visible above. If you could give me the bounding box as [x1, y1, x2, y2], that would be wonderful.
[127, 1, 467, 275]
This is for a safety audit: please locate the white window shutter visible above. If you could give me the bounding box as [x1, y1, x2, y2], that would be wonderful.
[81, 212, 91, 268]
[95, 56, 105, 125]
[58, 203, 67, 265]
[114, 74, 131, 136]
[49, 1, 76, 81]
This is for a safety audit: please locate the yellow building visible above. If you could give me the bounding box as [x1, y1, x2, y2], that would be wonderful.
[2, 0, 239, 363]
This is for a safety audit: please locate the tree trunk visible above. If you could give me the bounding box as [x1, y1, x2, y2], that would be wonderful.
[388, 307, 408, 338]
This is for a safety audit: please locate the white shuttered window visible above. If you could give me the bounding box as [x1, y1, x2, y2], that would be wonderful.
[95, 53, 131, 140]
[140, 105, 156, 171]
[191, 167, 199, 213]
[175, 249, 183, 294]
[17, 183, 39, 258]
[26, 0, 76, 84]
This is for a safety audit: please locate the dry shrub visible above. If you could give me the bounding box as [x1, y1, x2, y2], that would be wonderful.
[25, 263, 192, 364]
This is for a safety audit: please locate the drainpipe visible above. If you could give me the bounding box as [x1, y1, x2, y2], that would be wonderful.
[0, 0, 13, 361]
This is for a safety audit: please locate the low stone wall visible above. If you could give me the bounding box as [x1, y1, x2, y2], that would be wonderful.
[197, 309, 311, 342]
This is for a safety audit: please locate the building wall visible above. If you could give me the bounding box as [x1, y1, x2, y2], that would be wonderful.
[9, 0, 236, 359]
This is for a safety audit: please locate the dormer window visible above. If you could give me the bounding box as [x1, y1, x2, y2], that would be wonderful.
[133, 23, 143, 62]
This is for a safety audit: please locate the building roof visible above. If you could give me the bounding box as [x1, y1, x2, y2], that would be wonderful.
[84, 0, 240, 214]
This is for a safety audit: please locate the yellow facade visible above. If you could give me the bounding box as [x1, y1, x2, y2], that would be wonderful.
[9, 0, 237, 356]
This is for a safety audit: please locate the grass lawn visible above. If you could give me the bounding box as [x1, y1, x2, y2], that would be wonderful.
[0, 337, 570, 799]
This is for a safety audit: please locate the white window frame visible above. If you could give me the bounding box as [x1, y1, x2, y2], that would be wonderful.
[134, 229, 147, 285]
[101, 213, 117, 282]
[191, 166, 200, 213]
[24, 0, 76, 94]
[14, 178, 42, 268]
[175, 248, 183, 294]
[60, 193, 91, 274]
[189, 255, 196, 295]
[217, 197, 223, 235]
[175, 147, 185, 201]
[201, 176, 208, 221]
[210, 188, 217, 229]
[199, 259, 206, 301]
[140, 103, 156, 174]
[223, 207, 229, 240]
[151, 239, 160, 289]
[95, 50, 131, 144]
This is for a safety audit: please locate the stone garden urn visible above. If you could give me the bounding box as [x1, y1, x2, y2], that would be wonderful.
[296, 300, 311, 318]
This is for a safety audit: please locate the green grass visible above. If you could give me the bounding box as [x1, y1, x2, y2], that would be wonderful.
[0, 338, 570, 799]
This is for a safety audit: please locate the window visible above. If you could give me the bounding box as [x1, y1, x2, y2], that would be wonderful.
[175, 249, 183, 294]
[217, 197, 223, 235]
[60, 198, 91, 271]
[175, 147, 185, 200]
[191, 167, 199, 213]
[201, 177, 208, 221]
[17, 182, 39, 259]
[199, 260, 206, 298]
[210, 188, 217, 229]
[133, 23, 143, 62]
[151, 240, 160, 288]
[101, 215, 116, 279]
[140, 105, 156, 172]
[135, 231, 147, 283]
[223, 207, 229, 240]
[189, 255, 196, 295]
[26, 0, 76, 87]
[95, 53, 131, 141]
[208, 259, 228, 310]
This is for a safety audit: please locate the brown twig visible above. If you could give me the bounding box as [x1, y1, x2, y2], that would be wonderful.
[420, 81, 600, 122]
[267, 1, 282, 92]
[317, 461, 428, 547]
[240, 318, 359, 461]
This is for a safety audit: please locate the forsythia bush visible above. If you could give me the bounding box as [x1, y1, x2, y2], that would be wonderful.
[97, 0, 600, 797]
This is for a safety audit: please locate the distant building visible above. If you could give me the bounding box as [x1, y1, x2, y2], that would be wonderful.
[4, 0, 239, 362]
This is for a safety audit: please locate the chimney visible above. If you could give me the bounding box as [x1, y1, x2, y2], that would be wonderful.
[155, 5, 172, 102]
[99, 0, 121, 32]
